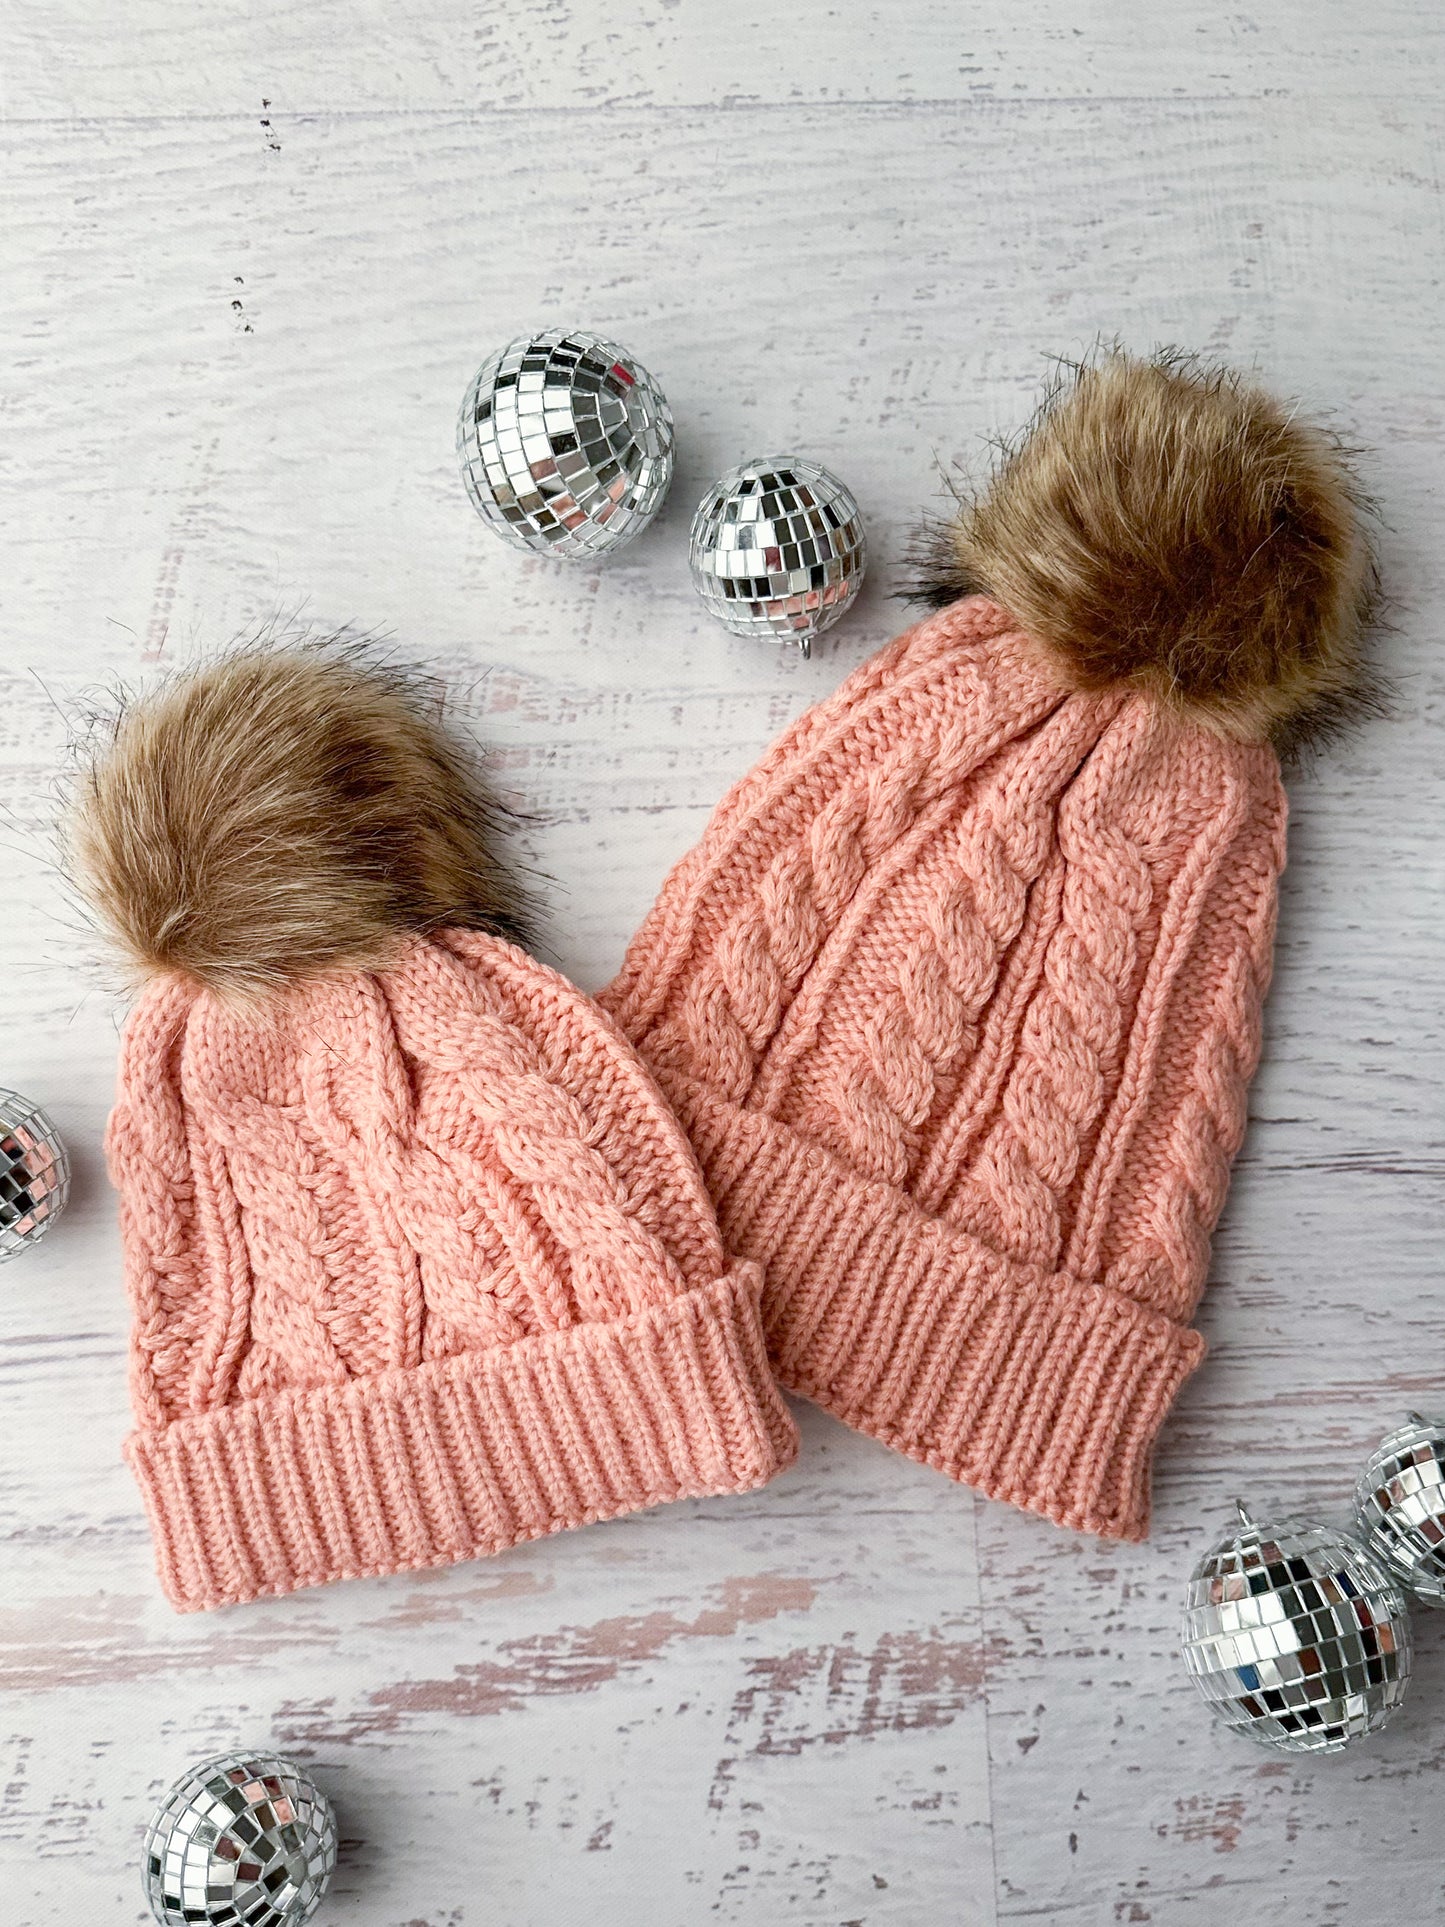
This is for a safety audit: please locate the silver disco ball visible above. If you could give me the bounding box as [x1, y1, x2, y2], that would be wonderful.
[1355, 1413, 1445, 1608]
[689, 455, 866, 656]
[456, 328, 674, 558]
[0, 1088, 69, 1261]
[143, 1753, 337, 1927]
[1181, 1503, 1411, 1753]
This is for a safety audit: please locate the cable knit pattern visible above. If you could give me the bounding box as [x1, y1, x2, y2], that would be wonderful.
[789, 780, 1036, 1186]
[773, 692, 1121, 1189]
[939, 703, 1160, 1271]
[111, 978, 216, 1428]
[628, 603, 1067, 1104]
[108, 932, 797, 1610]
[1082, 807, 1284, 1318]
[649, 725, 968, 1102]
[602, 596, 1289, 1541]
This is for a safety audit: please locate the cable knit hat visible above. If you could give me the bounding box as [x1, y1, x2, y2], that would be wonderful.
[71, 649, 796, 1610]
[602, 352, 1376, 1541]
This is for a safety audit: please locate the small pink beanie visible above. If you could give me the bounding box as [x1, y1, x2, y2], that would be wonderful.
[602, 353, 1376, 1540]
[73, 650, 796, 1609]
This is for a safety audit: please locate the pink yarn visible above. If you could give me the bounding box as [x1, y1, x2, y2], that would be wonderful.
[603, 598, 1286, 1539]
[109, 931, 797, 1610]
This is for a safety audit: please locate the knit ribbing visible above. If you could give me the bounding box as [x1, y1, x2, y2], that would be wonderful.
[128, 1267, 791, 1611]
[670, 1073, 1200, 1538]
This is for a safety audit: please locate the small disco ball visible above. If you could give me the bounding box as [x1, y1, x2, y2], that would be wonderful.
[688, 455, 867, 657]
[0, 1088, 69, 1261]
[1180, 1502, 1411, 1753]
[143, 1752, 337, 1927]
[457, 328, 674, 559]
[1355, 1413, 1445, 1608]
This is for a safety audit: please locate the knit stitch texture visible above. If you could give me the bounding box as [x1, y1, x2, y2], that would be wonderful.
[602, 597, 1287, 1539]
[111, 932, 797, 1609]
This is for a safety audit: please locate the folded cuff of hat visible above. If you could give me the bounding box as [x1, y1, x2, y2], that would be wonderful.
[126, 1265, 797, 1612]
[666, 1073, 1205, 1541]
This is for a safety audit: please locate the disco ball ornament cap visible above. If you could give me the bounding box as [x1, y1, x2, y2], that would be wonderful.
[1180, 1502, 1411, 1753]
[143, 1752, 337, 1927]
[0, 1088, 69, 1262]
[689, 455, 867, 656]
[457, 329, 674, 558]
[1355, 1412, 1445, 1608]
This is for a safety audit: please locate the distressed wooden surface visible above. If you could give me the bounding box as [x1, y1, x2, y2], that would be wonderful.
[1, 5, 1443, 1923]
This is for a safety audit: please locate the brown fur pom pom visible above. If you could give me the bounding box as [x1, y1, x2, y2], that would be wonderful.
[912, 350, 1379, 748]
[68, 643, 529, 1003]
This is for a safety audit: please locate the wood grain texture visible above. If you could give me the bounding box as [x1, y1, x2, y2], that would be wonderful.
[1, 4, 1442, 1922]
[6, 1, 1445, 117]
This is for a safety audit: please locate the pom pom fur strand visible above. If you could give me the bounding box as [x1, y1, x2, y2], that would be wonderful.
[908, 348, 1381, 751]
[66, 641, 530, 1005]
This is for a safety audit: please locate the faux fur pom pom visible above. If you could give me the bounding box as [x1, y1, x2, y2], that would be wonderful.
[68, 644, 529, 1003]
[913, 350, 1379, 749]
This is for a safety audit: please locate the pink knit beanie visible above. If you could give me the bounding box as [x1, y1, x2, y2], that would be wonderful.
[602, 353, 1376, 1540]
[72, 651, 796, 1609]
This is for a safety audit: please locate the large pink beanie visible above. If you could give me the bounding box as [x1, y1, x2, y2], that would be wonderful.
[602, 353, 1376, 1540]
[74, 651, 796, 1609]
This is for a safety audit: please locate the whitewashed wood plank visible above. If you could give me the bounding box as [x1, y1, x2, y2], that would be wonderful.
[4, 1, 1444, 120]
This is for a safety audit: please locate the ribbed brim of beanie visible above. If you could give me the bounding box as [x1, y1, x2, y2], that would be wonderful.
[127, 1261, 789, 1611]
[660, 1068, 1202, 1539]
